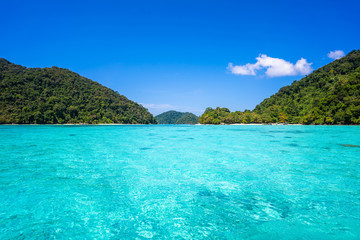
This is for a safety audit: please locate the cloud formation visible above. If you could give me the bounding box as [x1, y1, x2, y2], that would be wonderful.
[227, 54, 313, 77]
[141, 103, 202, 115]
[141, 103, 174, 110]
[327, 50, 345, 60]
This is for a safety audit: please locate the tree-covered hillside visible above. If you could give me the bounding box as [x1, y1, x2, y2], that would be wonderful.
[199, 107, 262, 124]
[176, 112, 199, 124]
[200, 50, 360, 125]
[0, 59, 157, 124]
[155, 110, 199, 124]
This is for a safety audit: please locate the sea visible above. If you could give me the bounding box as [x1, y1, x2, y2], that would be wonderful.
[1, 125, 359, 239]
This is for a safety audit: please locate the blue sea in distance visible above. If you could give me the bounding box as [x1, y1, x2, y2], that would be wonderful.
[1, 125, 360, 239]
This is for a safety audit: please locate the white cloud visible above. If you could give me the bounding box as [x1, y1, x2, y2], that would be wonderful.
[141, 103, 202, 115]
[227, 54, 313, 77]
[227, 62, 259, 75]
[141, 103, 175, 110]
[294, 58, 313, 75]
[327, 50, 345, 60]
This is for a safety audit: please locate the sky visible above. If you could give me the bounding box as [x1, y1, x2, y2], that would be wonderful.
[1, 0, 359, 116]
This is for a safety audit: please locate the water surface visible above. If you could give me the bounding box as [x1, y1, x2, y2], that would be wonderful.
[1, 125, 360, 239]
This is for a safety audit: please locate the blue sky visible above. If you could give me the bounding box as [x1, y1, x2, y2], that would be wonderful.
[1, 0, 359, 115]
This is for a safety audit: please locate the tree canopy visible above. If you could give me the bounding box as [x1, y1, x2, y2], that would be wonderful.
[200, 50, 360, 125]
[0, 59, 157, 124]
[155, 110, 199, 124]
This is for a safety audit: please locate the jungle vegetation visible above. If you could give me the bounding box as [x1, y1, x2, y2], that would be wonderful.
[0, 59, 157, 124]
[199, 50, 360, 125]
[155, 110, 199, 124]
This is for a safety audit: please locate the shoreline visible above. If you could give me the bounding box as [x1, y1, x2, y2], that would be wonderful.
[1, 123, 359, 126]
[0, 123, 153, 126]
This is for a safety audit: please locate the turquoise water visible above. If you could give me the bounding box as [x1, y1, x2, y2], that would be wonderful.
[1, 125, 360, 239]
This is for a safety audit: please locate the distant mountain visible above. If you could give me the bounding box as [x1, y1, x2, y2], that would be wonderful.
[0, 59, 157, 124]
[199, 50, 360, 125]
[155, 110, 199, 124]
[176, 112, 200, 124]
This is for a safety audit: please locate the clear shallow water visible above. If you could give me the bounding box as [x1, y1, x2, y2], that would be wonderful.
[0, 125, 360, 239]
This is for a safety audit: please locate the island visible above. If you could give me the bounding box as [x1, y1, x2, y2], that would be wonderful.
[0, 59, 157, 124]
[199, 50, 360, 125]
[155, 110, 199, 124]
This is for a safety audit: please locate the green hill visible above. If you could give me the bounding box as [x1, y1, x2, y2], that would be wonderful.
[0, 59, 157, 124]
[155, 110, 199, 124]
[199, 50, 360, 125]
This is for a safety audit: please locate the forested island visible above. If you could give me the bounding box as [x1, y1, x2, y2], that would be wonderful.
[199, 50, 360, 125]
[155, 110, 199, 124]
[0, 59, 156, 124]
[1, 50, 359, 125]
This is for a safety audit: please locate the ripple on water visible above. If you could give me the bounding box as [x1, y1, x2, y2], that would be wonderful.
[287, 143, 299, 147]
[139, 147, 152, 151]
[0, 125, 359, 239]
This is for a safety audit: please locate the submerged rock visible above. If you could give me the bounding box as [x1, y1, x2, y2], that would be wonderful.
[339, 144, 360, 148]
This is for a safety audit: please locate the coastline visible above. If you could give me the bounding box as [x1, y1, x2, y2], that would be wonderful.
[195, 123, 358, 126]
[0, 123, 155, 126]
[1, 123, 359, 126]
